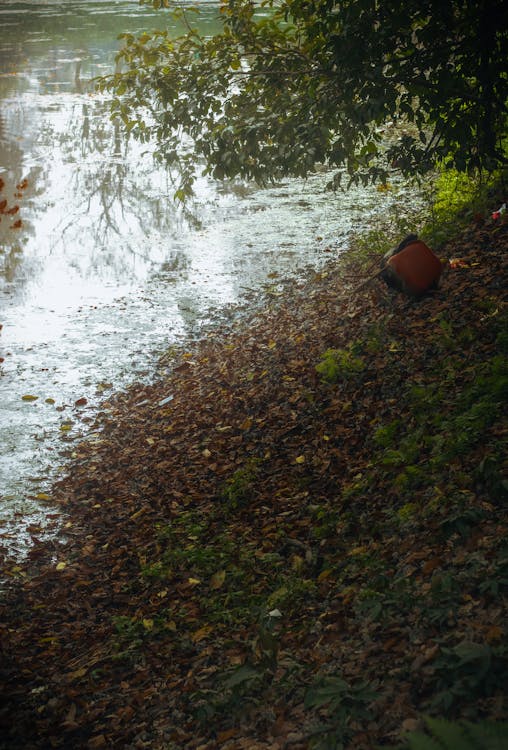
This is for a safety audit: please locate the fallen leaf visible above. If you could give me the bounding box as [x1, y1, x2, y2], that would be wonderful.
[210, 569, 226, 590]
[88, 736, 107, 749]
[192, 625, 213, 643]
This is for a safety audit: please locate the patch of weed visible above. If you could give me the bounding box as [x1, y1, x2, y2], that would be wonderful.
[221, 457, 263, 509]
[316, 346, 365, 384]
[304, 674, 380, 749]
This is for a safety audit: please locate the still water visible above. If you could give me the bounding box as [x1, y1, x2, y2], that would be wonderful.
[0, 0, 411, 557]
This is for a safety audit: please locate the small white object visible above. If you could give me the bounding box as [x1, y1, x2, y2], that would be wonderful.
[267, 608, 283, 618]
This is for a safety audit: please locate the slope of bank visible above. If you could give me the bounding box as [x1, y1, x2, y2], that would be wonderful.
[1, 211, 507, 749]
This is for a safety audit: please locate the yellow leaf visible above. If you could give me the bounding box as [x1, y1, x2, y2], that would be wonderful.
[45, 398, 55, 404]
[36, 492, 51, 501]
[268, 340, 277, 349]
[348, 546, 368, 556]
[318, 569, 333, 582]
[130, 507, 146, 520]
[291, 554, 304, 571]
[188, 577, 201, 586]
[60, 423, 73, 432]
[56, 561, 67, 571]
[67, 667, 87, 680]
[157, 589, 168, 599]
[192, 624, 213, 643]
[295, 455, 305, 464]
[22, 394, 38, 401]
[142, 618, 154, 631]
[210, 570, 226, 590]
[485, 625, 503, 643]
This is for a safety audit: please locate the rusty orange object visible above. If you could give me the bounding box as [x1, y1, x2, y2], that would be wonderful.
[387, 240, 443, 296]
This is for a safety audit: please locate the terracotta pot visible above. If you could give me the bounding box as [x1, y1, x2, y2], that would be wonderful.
[387, 240, 442, 296]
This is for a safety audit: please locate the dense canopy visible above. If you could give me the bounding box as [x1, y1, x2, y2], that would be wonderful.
[103, 0, 508, 197]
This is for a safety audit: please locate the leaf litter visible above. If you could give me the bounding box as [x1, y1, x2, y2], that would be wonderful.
[0, 213, 507, 749]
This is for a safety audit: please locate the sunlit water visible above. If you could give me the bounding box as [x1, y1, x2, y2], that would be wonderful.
[0, 0, 414, 559]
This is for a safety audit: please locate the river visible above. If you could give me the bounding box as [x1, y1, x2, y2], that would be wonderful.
[0, 0, 414, 559]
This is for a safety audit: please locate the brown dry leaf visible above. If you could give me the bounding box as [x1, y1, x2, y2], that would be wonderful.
[192, 625, 213, 643]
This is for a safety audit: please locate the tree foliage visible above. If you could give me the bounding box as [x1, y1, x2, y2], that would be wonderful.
[100, 0, 508, 197]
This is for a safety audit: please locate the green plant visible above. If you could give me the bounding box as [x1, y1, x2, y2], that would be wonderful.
[316, 347, 365, 384]
[191, 608, 289, 724]
[304, 675, 379, 749]
[392, 716, 508, 750]
[420, 169, 506, 247]
[221, 457, 262, 509]
[373, 420, 401, 449]
[476, 452, 508, 503]
[426, 641, 508, 712]
[110, 615, 145, 660]
[396, 502, 418, 523]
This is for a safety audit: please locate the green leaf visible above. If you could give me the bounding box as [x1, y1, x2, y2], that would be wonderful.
[223, 664, 261, 689]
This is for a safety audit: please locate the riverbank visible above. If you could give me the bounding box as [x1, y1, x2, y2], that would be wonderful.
[1, 210, 507, 749]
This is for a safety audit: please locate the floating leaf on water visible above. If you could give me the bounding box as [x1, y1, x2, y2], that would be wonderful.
[74, 397, 87, 407]
[35, 492, 51, 501]
[45, 398, 55, 404]
[96, 382, 112, 393]
[22, 394, 38, 401]
[60, 423, 73, 432]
